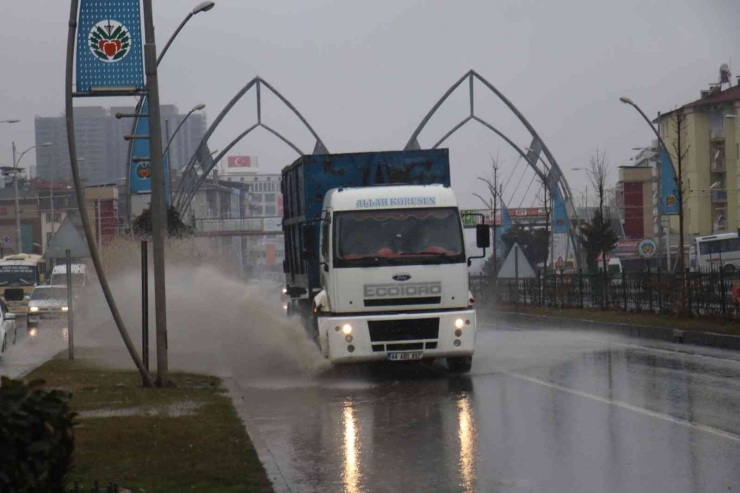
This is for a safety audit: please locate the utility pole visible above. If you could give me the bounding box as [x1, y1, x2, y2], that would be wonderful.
[492, 166, 498, 275]
[11, 143, 22, 254]
[654, 112, 663, 269]
[142, 0, 170, 386]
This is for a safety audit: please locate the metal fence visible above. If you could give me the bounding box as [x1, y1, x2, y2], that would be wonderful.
[470, 269, 740, 318]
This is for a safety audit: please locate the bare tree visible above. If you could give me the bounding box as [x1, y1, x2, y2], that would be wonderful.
[671, 108, 690, 311]
[474, 155, 501, 273]
[587, 148, 611, 274]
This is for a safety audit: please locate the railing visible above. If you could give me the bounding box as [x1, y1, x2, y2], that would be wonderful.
[470, 268, 740, 318]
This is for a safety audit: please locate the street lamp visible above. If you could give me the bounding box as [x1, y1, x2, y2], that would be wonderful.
[163, 103, 206, 202]
[157, 1, 216, 65]
[12, 142, 51, 253]
[620, 96, 677, 273]
[0, 120, 20, 125]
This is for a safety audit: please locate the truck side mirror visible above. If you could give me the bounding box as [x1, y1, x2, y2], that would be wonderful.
[476, 224, 491, 249]
[302, 224, 317, 261]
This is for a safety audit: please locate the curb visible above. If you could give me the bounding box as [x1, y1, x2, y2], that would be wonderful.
[223, 378, 292, 493]
[485, 309, 740, 351]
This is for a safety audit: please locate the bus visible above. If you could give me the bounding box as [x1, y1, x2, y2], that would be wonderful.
[694, 233, 740, 272]
[0, 254, 47, 313]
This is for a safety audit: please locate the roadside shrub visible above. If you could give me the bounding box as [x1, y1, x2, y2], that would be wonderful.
[0, 377, 76, 493]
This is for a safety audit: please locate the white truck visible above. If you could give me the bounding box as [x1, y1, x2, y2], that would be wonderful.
[282, 150, 490, 372]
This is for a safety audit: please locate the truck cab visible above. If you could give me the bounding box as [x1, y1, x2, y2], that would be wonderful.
[310, 185, 479, 371]
[281, 149, 488, 373]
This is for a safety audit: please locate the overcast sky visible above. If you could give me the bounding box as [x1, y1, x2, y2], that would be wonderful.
[1, 0, 738, 209]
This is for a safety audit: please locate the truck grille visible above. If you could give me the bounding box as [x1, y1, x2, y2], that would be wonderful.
[364, 297, 441, 307]
[368, 318, 439, 342]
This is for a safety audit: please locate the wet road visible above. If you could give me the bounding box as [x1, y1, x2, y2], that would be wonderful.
[234, 316, 740, 493]
[5, 279, 740, 493]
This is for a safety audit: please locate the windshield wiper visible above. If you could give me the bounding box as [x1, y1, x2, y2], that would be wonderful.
[398, 252, 449, 256]
[17, 279, 30, 285]
[0, 281, 8, 286]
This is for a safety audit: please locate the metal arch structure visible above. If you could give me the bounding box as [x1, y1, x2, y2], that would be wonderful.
[174, 76, 329, 215]
[404, 70, 581, 263]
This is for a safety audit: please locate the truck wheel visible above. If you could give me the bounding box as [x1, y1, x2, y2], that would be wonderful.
[447, 356, 472, 373]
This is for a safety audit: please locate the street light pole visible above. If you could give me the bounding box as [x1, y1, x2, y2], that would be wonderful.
[12, 142, 21, 253]
[143, 0, 171, 387]
[620, 97, 678, 271]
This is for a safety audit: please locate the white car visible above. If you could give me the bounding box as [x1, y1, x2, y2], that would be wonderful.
[27, 285, 70, 327]
[0, 298, 17, 354]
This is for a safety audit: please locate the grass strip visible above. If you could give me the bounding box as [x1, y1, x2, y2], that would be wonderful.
[25, 350, 273, 493]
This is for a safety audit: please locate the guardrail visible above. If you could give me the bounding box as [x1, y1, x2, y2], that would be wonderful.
[471, 268, 740, 318]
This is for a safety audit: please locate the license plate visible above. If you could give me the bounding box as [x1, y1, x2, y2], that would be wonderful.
[387, 352, 423, 362]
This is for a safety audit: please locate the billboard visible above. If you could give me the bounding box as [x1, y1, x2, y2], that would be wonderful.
[75, 0, 144, 94]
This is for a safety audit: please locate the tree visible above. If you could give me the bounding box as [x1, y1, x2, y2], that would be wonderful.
[586, 148, 612, 274]
[669, 107, 690, 312]
[578, 209, 619, 272]
[474, 156, 502, 273]
[133, 206, 194, 238]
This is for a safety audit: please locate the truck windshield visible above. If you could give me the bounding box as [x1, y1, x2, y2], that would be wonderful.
[334, 207, 464, 266]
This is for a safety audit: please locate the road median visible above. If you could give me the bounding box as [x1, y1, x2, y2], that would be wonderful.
[23, 349, 274, 493]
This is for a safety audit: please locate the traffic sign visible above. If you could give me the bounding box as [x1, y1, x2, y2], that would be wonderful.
[638, 238, 657, 259]
[2, 236, 10, 244]
[555, 256, 564, 270]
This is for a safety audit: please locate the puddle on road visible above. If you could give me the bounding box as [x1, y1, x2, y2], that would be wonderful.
[78, 400, 202, 418]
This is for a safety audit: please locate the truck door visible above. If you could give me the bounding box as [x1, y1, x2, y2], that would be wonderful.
[320, 212, 331, 290]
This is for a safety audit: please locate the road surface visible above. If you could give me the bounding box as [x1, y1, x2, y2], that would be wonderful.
[5, 295, 740, 492]
[233, 315, 740, 493]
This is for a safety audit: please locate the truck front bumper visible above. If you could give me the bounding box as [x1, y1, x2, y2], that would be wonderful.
[318, 309, 476, 364]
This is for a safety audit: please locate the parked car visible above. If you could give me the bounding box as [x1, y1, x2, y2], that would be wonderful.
[0, 298, 17, 353]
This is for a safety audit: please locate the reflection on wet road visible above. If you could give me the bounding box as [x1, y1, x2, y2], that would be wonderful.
[236, 318, 740, 493]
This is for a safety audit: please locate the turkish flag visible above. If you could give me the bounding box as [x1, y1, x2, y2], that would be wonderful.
[228, 156, 252, 168]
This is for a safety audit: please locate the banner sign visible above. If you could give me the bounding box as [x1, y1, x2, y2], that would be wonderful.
[461, 208, 548, 228]
[552, 188, 569, 233]
[660, 147, 679, 215]
[76, 0, 145, 94]
[129, 99, 170, 201]
[638, 238, 657, 259]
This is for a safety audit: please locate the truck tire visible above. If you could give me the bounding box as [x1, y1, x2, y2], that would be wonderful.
[447, 356, 472, 373]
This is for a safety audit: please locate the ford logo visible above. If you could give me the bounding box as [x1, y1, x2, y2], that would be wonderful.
[392, 273, 412, 282]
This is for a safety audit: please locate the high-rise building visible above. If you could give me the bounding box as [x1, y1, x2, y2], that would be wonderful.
[34, 105, 206, 185]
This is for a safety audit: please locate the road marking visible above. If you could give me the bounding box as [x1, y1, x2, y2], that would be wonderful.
[499, 369, 740, 443]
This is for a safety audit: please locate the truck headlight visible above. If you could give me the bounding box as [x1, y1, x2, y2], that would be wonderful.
[342, 324, 353, 335]
[29, 328, 37, 338]
[455, 318, 465, 329]
[62, 307, 69, 312]
[282, 288, 288, 294]
[29, 306, 39, 313]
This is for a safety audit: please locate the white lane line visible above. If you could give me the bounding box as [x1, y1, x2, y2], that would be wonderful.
[499, 369, 740, 443]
